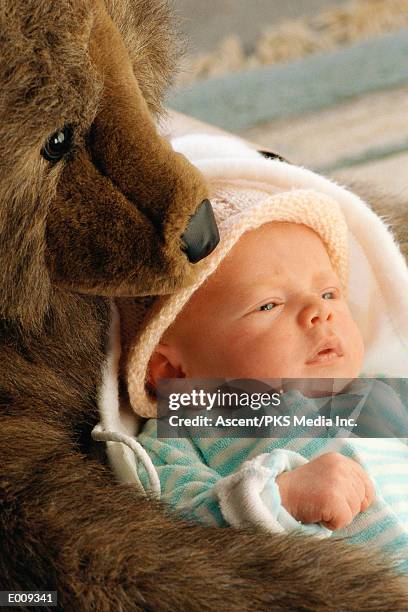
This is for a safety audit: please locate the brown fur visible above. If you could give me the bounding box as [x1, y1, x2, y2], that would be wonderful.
[1, 1, 408, 609]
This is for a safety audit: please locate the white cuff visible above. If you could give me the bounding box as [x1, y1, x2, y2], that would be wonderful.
[214, 449, 332, 538]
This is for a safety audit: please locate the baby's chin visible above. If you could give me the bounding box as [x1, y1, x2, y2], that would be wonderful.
[302, 362, 359, 378]
[227, 363, 358, 397]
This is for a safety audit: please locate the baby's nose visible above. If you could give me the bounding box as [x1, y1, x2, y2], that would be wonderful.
[300, 298, 333, 328]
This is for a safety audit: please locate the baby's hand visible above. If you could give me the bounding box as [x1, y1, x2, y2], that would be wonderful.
[275, 452, 375, 530]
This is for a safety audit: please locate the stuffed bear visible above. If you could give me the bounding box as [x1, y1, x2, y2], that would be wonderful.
[1, 1, 407, 609]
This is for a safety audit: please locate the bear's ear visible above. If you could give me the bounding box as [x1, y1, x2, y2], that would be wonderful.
[0, 165, 51, 331]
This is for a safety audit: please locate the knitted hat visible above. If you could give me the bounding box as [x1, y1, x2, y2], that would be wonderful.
[124, 134, 350, 418]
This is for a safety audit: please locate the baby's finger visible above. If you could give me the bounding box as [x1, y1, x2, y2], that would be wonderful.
[348, 470, 367, 504]
[321, 497, 353, 530]
[349, 460, 376, 509]
[344, 484, 363, 519]
[360, 479, 376, 512]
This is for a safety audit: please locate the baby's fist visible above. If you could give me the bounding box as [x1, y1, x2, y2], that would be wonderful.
[275, 452, 375, 530]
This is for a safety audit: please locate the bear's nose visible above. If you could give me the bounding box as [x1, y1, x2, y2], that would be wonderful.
[181, 199, 220, 263]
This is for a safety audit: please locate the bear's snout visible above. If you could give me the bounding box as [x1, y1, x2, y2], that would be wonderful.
[182, 199, 220, 263]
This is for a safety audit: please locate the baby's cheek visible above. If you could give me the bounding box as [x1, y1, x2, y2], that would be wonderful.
[218, 327, 261, 370]
[237, 334, 290, 377]
[353, 326, 365, 372]
[341, 312, 365, 374]
[223, 322, 258, 351]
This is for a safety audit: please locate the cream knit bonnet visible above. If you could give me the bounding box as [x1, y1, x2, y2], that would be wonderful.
[124, 134, 350, 418]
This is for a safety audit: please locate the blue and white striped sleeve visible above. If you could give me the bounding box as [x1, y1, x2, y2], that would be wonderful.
[137, 427, 228, 526]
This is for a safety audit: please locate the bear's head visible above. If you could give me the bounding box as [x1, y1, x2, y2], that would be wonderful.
[0, 0, 219, 331]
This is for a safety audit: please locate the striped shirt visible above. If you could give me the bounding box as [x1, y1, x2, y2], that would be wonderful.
[136, 377, 408, 573]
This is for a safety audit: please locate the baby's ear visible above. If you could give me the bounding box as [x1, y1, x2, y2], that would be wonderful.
[147, 343, 186, 390]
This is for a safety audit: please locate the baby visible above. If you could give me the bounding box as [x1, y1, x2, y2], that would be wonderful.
[146, 219, 372, 526]
[122, 135, 408, 572]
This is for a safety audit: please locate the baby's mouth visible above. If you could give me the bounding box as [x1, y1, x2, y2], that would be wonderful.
[305, 337, 344, 366]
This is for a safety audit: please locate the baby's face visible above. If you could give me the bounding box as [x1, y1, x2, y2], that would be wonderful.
[162, 222, 364, 380]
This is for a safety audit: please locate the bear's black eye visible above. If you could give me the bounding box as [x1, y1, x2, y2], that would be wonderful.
[41, 125, 73, 162]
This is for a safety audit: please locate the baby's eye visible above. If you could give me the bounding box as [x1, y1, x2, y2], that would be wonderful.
[322, 290, 337, 300]
[259, 302, 277, 311]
